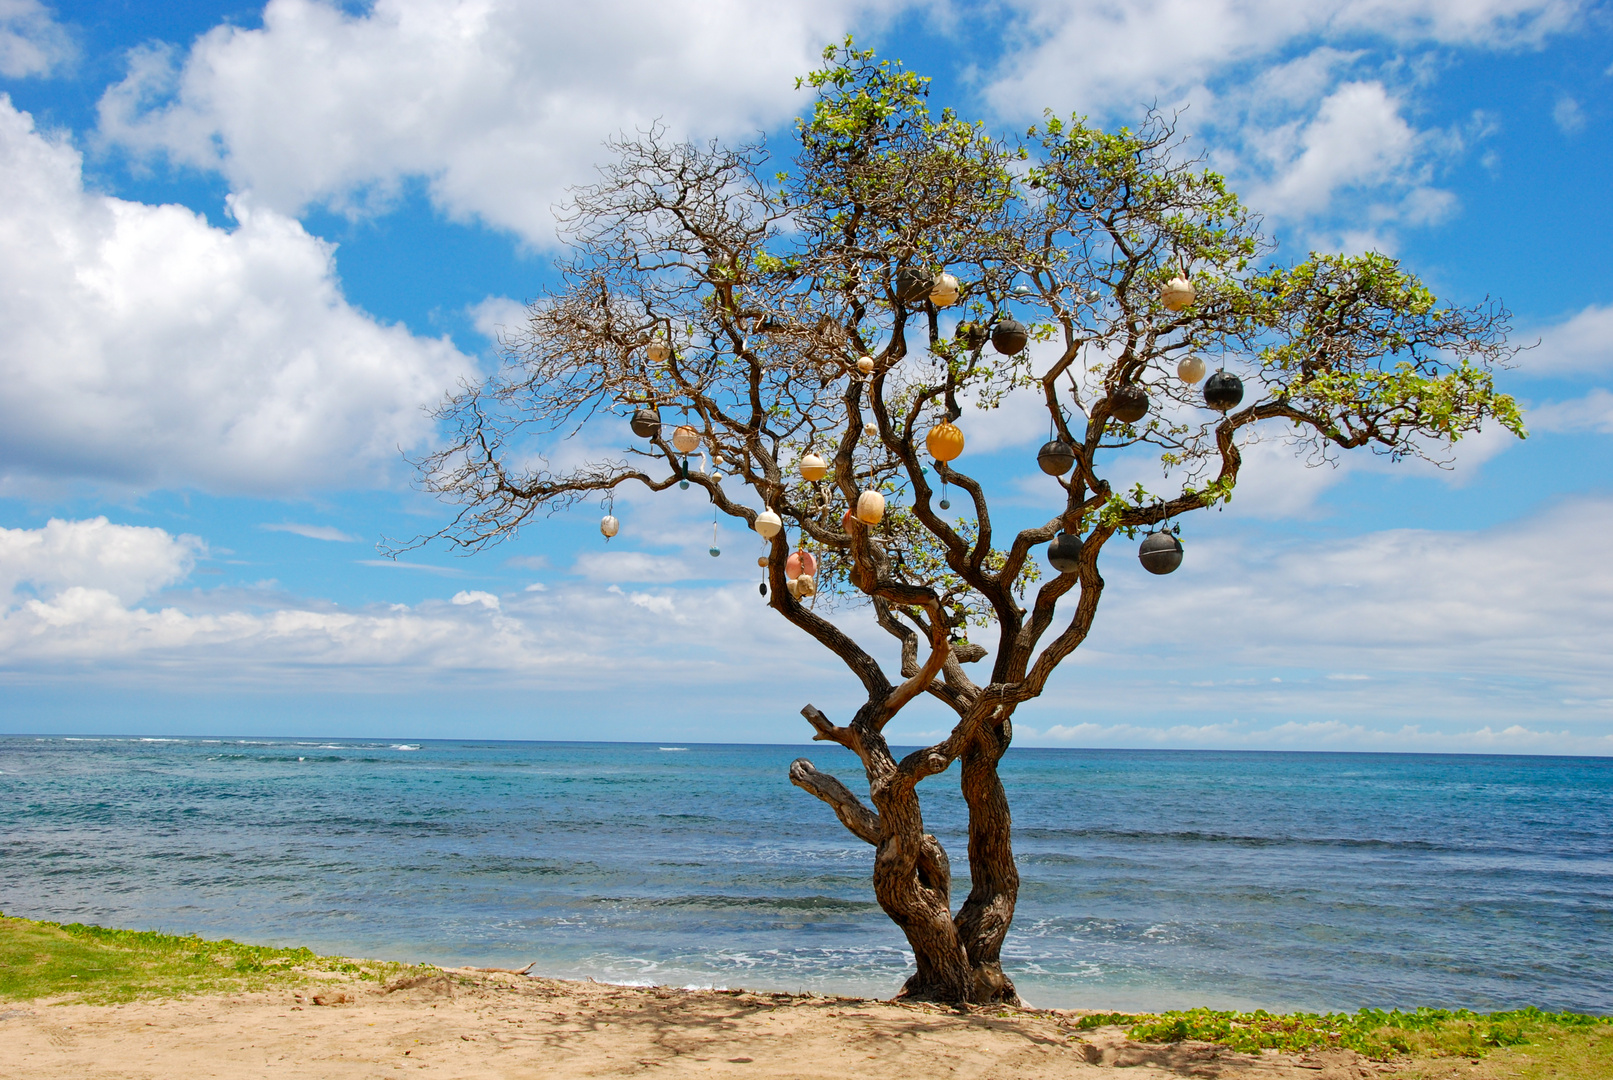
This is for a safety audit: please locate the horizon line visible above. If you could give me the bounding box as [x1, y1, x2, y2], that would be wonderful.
[2, 732, 1608, 762]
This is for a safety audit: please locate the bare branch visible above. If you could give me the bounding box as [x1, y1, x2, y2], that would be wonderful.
[789, 758, 880, 845]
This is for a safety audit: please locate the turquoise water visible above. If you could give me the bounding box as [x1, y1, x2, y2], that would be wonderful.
[0, 737, 1609, 1013]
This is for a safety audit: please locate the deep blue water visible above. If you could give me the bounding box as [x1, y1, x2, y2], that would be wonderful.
[0, 737, 1609, 1013]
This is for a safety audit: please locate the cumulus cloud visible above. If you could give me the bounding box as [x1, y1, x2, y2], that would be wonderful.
[986, 0, 1579, 120]
[0, 0, 73, 78]
[894, 496, 1613, 752]
[1528, 388, 1613, 434]
[84, 0, 1575, 261]
[4, 500, 1611, 754]
[1248, 81, 1420, 217]
[1234, 502, 1603, 670]
[1021, 495, 1613, 724]
[0, 517, 199, 604]
[96, 0, 902, 245]
[0, 518, 815, 698]
[1517, 304, 1613, 377]
[469, 295, 529, 342]
[1212, 76, 1461, 249]
[982, 0, 1578, 242]
[0, 96, 474, 493]
[7, 585, 532, 671]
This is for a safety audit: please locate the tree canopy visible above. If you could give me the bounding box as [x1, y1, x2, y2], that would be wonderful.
[403, 42, 1522, 1004]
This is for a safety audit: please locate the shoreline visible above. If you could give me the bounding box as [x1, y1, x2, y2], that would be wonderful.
[10, 741, 1609, 1016]
[0, 966, 1397, 1080]
[4, 917, 1611, 1079]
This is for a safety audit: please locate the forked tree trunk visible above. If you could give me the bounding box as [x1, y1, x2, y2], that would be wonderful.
[793, 708, 1022, 1006]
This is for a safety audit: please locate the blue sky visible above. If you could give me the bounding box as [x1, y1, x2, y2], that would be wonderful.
[0, 0, 1609, 752]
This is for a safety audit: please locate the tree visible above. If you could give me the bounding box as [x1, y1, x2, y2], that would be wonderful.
[401, 44, 1523, 1005]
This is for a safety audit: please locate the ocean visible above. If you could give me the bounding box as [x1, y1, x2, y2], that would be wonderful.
[1, 736, 1608, 1014]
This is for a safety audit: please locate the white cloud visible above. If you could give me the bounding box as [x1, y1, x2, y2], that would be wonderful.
[986, 0, 1579, 121]
[1529, 388, 1613, 434]
[954, 385, 1048, 457]
[0, 0, 73, 78]
[1245, 46, 1361, 110]
[1250, 82, 1421, 215]
[894, 491, 1613, 750]
[1030, 494, 1613, 719]
[96, 0, 902, 246]
[628, 590, 676, 615]
[981, 1, 1577, 243]
[470, 295, 528, 344]
[572, 550, 710, 583]
[1517, 304, 1613, 377]
[7, 584, 531, 670]
[1203, 73, 1461, 248]
[0, 95, 474, 493]
[4, 497, 1611, 755]
[1189, 430, 1360, 517]
[1552, 94, 1585, 133]
[0, 518, 819, 699]
[260, 523, 358, 542]
[1013, 717, 1613, 756]
[0, 517, 199, 604]
[81, 0, 1569, 272]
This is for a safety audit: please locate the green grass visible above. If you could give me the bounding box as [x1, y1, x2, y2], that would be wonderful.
[0, 912, 427, 1004]
[8, 911, 1610, 1077]
[1450, 1024, 1613, 1080]
[1073, 1006, 1612, 1064]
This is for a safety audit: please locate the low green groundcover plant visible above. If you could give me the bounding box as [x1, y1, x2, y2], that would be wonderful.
[8, 909, 1609, 1073]
[1073, 1005, 1610, 1060]
[0, 912, 425, 1003]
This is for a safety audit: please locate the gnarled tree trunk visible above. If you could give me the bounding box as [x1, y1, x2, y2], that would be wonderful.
[792, 701, 1023, 1005]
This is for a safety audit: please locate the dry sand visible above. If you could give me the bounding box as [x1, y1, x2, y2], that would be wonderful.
[0, 969, 1392, 1080]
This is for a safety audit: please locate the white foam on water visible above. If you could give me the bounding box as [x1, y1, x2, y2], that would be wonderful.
[590, 976, 659, 987]
[659, 747, 688, 752]
[391, 744, 422, 751]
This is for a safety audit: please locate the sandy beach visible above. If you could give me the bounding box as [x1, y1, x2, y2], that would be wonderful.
[0, 968, 1399, 1080]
